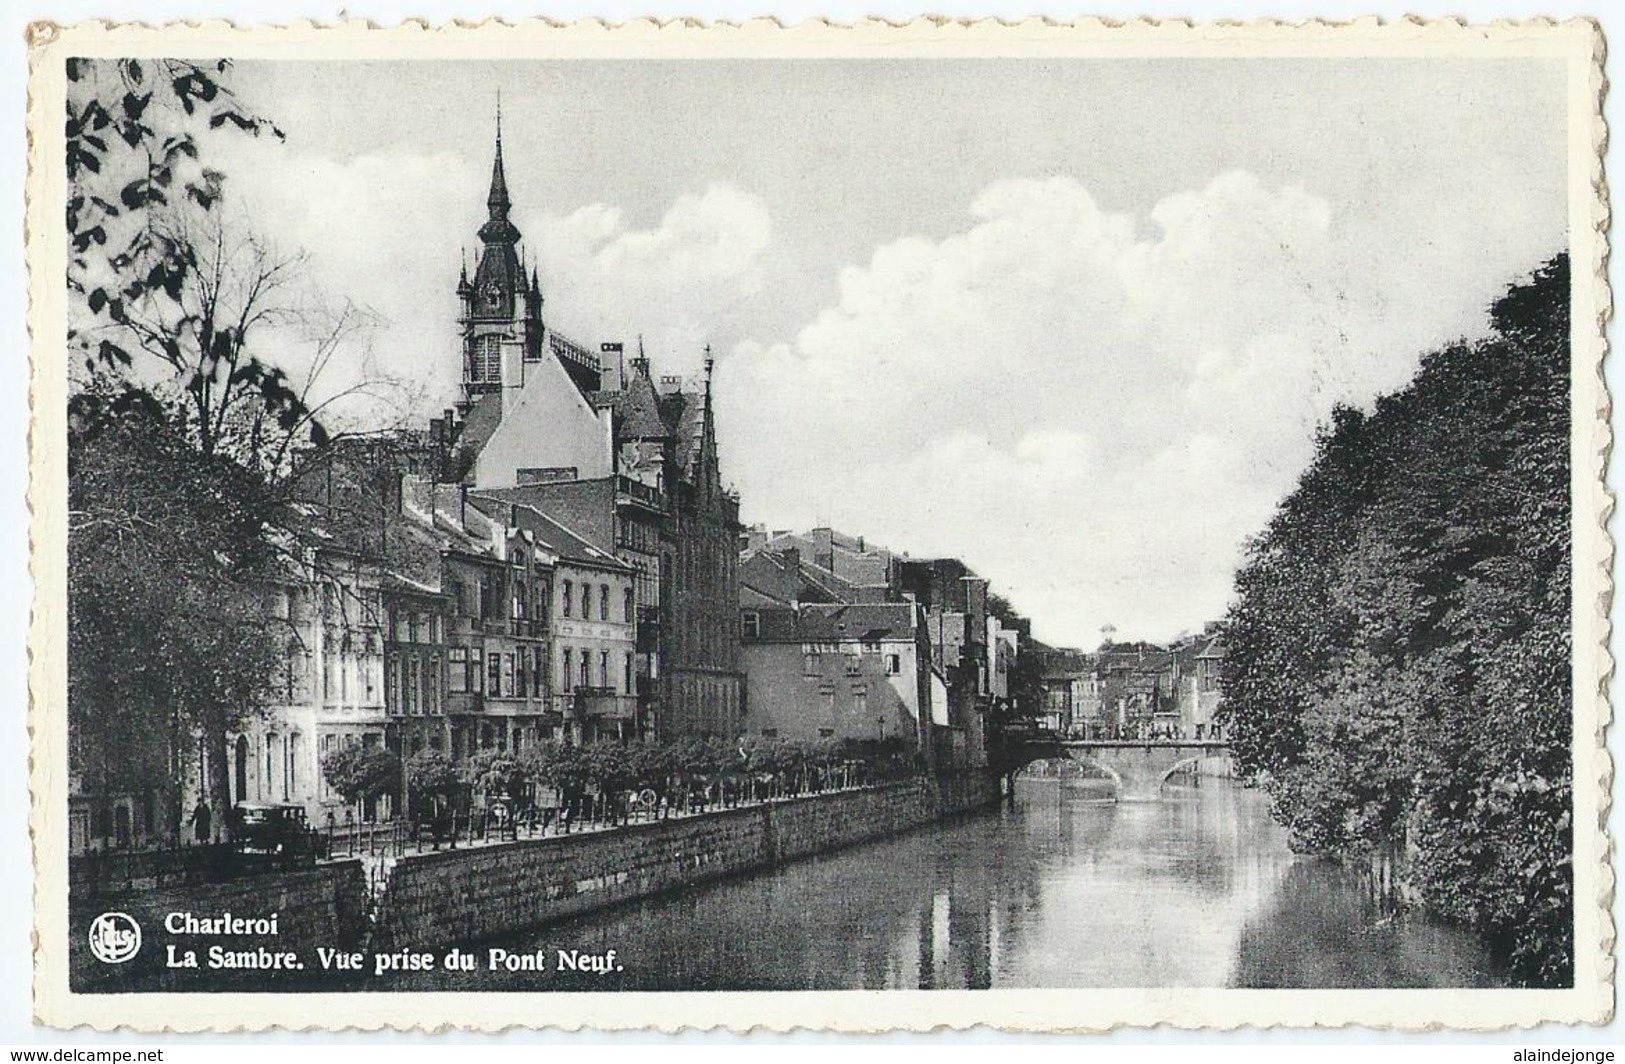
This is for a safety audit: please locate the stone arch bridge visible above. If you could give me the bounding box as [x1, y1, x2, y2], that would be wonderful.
[993, 734, 1235, 801]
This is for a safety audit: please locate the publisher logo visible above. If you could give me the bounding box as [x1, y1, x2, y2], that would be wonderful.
[87, 912, 141, 964]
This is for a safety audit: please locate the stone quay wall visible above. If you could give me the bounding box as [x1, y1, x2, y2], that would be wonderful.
[68, 860, 368, 992]
[372, 769, 998, 952]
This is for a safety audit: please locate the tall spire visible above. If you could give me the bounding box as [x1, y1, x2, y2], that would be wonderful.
[486, 94, 511, 221]
[477, 97, 520, 248]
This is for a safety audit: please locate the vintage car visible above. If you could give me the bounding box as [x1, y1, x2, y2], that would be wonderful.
[231, 802, 328, 860]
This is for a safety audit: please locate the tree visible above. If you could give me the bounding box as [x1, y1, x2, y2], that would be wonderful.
[320, 746, 400, 822]
[464, 750, 529, 802]
[405, 749, 462, 817]
[66, 58, 311, 443]
[1221, 254, 1572, 986]
[69, 392, 283, 843]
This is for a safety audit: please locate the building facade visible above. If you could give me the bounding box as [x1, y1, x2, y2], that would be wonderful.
[434, 128, 743, 743]
[739, 602, 929, 748]
[470, 495, 639, 743]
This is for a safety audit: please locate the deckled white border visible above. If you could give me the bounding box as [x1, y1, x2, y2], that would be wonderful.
[24, 15, 1613, 1033]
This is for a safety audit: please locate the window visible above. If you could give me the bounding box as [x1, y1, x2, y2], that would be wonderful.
[624, 652, 634, 694]
[599, 585, 610, 621]
[504, 653, 516, 697]
[819, 728, 835, 738]
[844, 653, 862, 676]
[385, 654, 400, 712]
[562, 581, 572, 618]
[803, 649, 821, 677]
[470, 648, 484, 694]
[562, 649, 573, 692]
[407, 657, 422, 715]
[761, 728, 778, 739]
[516, 647, 528, 698]
[600, 651, 610, 688]
[513, 581, 526, 621]
[886, 654, 902, 675]
[488, 652, 502, 697]
[319, 734, 335, 798]
[531, 650, 543, 694]
[535, 582, 550, 626]
[449, 647, 468, 693]
[428, 654, 441, 712]
[741, 611, 761, 640]
[471, 334, 502, 383]
[624, 588, 634, 623]
[581, 584, 592, 621]
[578, 652, 589, 688]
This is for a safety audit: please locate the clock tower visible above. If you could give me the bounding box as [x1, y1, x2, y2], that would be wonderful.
[458, 110, 543, 403]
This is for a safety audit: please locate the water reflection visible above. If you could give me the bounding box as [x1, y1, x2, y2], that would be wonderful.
[380, 778, 1505, 991]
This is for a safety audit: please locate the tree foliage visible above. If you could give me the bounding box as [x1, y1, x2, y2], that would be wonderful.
[1221, 255, 1572, 986]
[68, 396, 285, 838]
[405, 749, 462, 806]
[66, 57, 317, 452]
[320, 746, 401, 809]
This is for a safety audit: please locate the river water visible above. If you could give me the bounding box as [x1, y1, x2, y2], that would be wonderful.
[386, 777, 1507, 991]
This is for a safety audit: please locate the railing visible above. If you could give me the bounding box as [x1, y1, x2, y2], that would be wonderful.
[75, 766, 934, 894]
[616, 476, 666, 509]
[574, 687, 635, 720]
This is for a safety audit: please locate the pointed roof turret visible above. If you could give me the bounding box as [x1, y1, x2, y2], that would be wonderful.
[487, 95, 510, 217]
[619, 350, 672, 440]
[478, 102, 521, 247]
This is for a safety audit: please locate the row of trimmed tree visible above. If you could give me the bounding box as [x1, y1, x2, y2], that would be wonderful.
[320, 735, 921, 829]
[1221, 254, 1572, 987]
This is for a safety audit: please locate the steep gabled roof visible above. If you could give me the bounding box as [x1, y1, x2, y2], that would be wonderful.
[453, 392, 505, 484]
[466, 494, 629, 572]
[618, 364, 671, 440]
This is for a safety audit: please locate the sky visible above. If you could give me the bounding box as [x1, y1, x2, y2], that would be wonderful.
[211, 57, 1569, 649]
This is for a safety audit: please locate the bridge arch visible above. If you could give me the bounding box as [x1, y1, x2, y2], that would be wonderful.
[995, 737, 1233, 803]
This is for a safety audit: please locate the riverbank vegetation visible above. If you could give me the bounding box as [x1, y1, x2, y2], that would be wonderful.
[1221, 254, 1572, 987]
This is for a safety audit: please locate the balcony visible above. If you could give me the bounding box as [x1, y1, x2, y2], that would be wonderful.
[573, 686, 636, 721]
[616, 475, 666, 511]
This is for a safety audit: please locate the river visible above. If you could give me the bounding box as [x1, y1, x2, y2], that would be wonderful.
[383, 776, 1508, 991]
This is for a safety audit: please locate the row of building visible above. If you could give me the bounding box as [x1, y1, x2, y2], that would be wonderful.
[1033, 635, 1226, 741]
[736, 527, 1030, 774]
[69, 123, 1040, 850]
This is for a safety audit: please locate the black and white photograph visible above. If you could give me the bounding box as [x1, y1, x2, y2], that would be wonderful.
[27, 16, 1610, 1032]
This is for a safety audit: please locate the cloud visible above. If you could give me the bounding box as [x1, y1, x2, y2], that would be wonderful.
[218, 139, 770, 420]
[522, 184, 772, 366]
[715, 171, 1465, 646]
